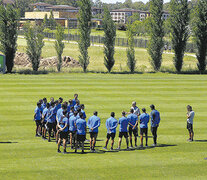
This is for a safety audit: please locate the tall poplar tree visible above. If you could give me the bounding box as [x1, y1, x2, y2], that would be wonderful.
[0, 4, 19, 73]
[147, 0, 164, 71]
[103, 7, 116, 73]
[169, 0, 189, 72]
[192, 0, 207, 73]
[78, 0, 92, 72]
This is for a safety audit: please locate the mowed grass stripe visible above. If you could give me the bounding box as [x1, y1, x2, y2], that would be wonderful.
[0, 73, 207, 179]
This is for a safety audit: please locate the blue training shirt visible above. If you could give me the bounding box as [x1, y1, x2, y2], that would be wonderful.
[42, 108, 49, 122]
[140, 113, 150, 128]
[87, 115, 101, 133]
[119, 116, 129, 132]
[69, 115, 77, 132]
[108, 117, 118, 133]
[72, 99, 77, 106]
[42, 103, 46, 110]
[56, 108, 63, 123]
[127, 113, 138, 129]
[76, 118, 87, 135]
[67, 104, 73, 112]
[150, 110, 160, 127]
[34, 107, 42, 121]
[47, 107, 56, 123]
[59, 117, 68, 132]
[81, 109, 86, 120]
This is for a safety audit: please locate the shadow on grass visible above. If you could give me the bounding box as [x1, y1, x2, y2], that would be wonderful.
[155, 144, 177, 147]
[0, 142, 18, 144]
[160, 70, 207, 75]
[17, 69, 49, 75]
[194, 140, 207, 142]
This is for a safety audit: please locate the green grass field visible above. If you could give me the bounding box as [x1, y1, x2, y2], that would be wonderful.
[0, 73, 207, 179]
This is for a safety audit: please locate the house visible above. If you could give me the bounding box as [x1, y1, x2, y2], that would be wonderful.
[110, 8, 139, 23]
[31, 2, 53, 11]
[110, 8, 169, 24]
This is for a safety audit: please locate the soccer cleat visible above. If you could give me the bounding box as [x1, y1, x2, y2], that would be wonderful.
[35, 134, 38, 137]
[139, 144, 143, 148]
[145, 144, 148, 147]
[135, 145, 138, 148]
[116, 147, 120, 150]
[57, 149, 61, 153]
[63, 150, 67, 154]
[110, 147, 113, 151]
[103, 147, 107, 150]
[126, 147, 129, 150]
[152, 144, 157, 147]
[81, 150, 84, 154]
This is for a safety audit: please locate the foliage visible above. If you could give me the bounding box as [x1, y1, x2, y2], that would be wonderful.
[147, 0, 164, 71]
[78, 0, 92, 72]
[55, 24, 65, 72]
[0, 4, 19, 73]
[103, 7, 116, 73]
[126, 24, 136, 73]
[49, 10, 56, 30]
[169, 0, 190, 72]
[192, 0, 207, 73]
[24, 23, 45, 72]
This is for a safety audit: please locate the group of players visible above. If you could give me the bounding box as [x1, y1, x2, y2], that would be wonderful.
[34, 94, 161, 154]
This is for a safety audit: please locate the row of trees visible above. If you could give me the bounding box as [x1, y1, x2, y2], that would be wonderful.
[0, 0, 206, 73]
[147, 0, 207, 73]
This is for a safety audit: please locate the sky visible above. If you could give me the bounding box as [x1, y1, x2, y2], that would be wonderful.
[101, 0, 171, 4]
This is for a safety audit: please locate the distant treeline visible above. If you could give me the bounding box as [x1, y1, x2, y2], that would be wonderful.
[1, 0, 199, 17]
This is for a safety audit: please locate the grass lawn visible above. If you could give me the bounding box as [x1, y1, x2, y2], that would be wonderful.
[0, 73, 207, 179]
[16, 37, 197, 73]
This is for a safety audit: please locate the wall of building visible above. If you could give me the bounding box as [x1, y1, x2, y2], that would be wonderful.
[25, 12, 60, 19]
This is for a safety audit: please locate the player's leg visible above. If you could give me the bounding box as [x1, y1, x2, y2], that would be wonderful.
[125, 134, 129, 149]
[70, 132, 73, 149]
[57, 133, 62, 153]
[134, 129, 138, 147]
[140, 128, 143, 147]
[89, 133, 93, 150]
[118, 137, 122, 149]
[92, 133, 97, 151]
[111, 134, 115, 150]
[104, 134, 110, 149]
[63, 138, 67, 153]
[129, 127, 133, 147]
[145, 128, 148, 146]
[48, 123, 52, 142]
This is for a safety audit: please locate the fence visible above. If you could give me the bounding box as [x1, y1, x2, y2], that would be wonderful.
[18, 30, 197, 53]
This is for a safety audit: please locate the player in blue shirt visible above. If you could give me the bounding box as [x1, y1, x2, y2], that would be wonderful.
[56, 97, 63, 112]
[74, 100, 80, 111]
[127, 108, 138, 148]
[117, 111, 129, 150]
[57, 111, 69, 153]
[41, 103, 50, 139]
[69, 111, 78, 149]
[67, 99, 73, 112]
[87, 111, 101, 152]
[75, 112, 87, 153]
[103, 112, 118, 150]
[72, 94, 79, 107]
[47, 102, 57, 142]
[80, 104, 86, 120]
[150, 104, 161, 146]
[34, 102, 42, 137]
[42, 97, 47, 109]
[56, 103, 67, 143]
[139, 108, 150, 147]
[49, 97, 54, 105]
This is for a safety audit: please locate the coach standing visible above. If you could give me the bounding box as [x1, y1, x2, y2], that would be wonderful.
[150, 104, 160, 146]
[186, 105, 195, 142]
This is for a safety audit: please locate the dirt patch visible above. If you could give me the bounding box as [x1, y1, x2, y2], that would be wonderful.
[14, 52, 81, 68]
